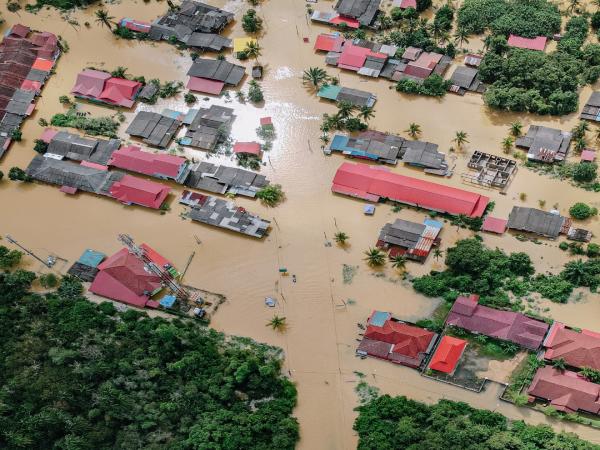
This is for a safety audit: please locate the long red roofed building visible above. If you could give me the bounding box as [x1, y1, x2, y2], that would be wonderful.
[357, 310, 437, 368]
[89, 247, 163, 308]
[71, 69, 142, 108]
[507, 35, 547, 51]
[446, 294, 549, 350]
[543, 322, 600, 371]
[332, 162, 489, 217]
[108, 145, 188, 182]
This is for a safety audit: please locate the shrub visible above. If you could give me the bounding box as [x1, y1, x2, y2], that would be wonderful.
[256, 184, 284, 207]
[247, 80, 264, 103]
[434, 3, 454, 31]
[569, 202, 598, 220]
[39, 273, 59, 288]
[587, 243, 600, 258]
[242, 9, 263, 33]
[184, 92, 197, 104]
[34, 139, 48, 154]
[50, 107, 119, 138]
[559, 242, 569, 251]
[8, 167, 30, 182]
[573, 162, 597, 182]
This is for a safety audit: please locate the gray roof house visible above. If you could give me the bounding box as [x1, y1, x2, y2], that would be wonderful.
[183, 105, 235, 150]
[149, 1, 233, 51]
[580, 92, 600, 123]
[337, 87, 376, 107]
[507, 206, 567, 239]
[335, 0, 381, 27]
[180, 190, 270, 238]
[376, 218, 443, 262]
[448, 66, 485, 96]
[184, 162, 268, 197]
[399, 140, 450, 176]
[6, 89, 35, 116]
[515, 125, 571, 163]
[187, 58, 245, 86]
[26, 154, 123, 195]
[45, 131, 121, 165]
[126, 111, 181, 148]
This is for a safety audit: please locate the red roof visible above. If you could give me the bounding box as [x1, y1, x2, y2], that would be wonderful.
[528, 367, 600, 414]
[98, 77, 142, 108]
[109, 174, 171, 209]
[40, 128, 58, 143]
[507, 35, 547, 51]
[233, 141, 262, 156]
[108, 145, 186, 179]
[544, 323, 600, 371]
[329, 16, 360, 29]
[60, 185, 78, 194]
[80, 160, 108, 170]
[398, 0, 416, 8]
[332, 162, 490, 217]
[121, 18, 151, 33]
[446, 295, 549, 350]
[140, 243, 174, 269]
[187, 76, 225, 95]
[338, 43, 387, 71]
[9, 24, 30, 38]
[71, 69, 111, 98]
[482, 216, 508, 234]
[260, 116, 273, 126]
[581, 149, 596, 162]
[357, 311, 436, 368]
[429, 336, 467, 374]
[89, 247, 162, 308]
[20, 79, 42, 92]
[32, 58, 53, 72]
[314, 33, 345, 52]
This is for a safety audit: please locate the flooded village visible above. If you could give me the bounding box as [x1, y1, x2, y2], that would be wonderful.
[4, 0, 600, 448]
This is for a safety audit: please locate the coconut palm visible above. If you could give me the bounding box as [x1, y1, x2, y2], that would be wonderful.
[95, 9, 114, 30]
[111, 66, 128, 78]
[364, 248, 386, 267]
[390, 255, 407, 271]
[453, 130, 469, 149]
[319, 133, 330, 145]
[405, 122, 422, 139]
[453, 27, 470, 49]
[358, 106, 375, 122]
[572, 120, 589, 140]
[574, 136, 587, 154]
[502, 136, 513, 154]
[509, 121, 523, 138]
[567, 0, 581, 13]
[454, 214, 467, 231]
[334, 231, 349, 245]
[438, 31, 451, 46]
[336, 100, 354, 119]
[552, 357, 567, 371]
[433, 248, 443, 260]
[245, 40, 262, 64]
[302, 67, 328, 91]
[266, 315, 287, 332]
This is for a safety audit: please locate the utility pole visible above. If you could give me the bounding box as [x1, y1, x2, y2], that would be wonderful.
[5, 235, 53, 268]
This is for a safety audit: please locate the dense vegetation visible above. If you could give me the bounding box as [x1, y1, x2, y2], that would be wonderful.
[413, 238, 600, 305]
[50, 107, 120, 138]
[0, 273, 299, 449]
[26, 0, 98, 11]
[354, 395, 598, 450]
[396, 74, 450, 97]
[457, 0, 561, 37]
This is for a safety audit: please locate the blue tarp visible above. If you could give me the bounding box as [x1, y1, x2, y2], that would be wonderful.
[363, 204, 375, 215]
[424, 219, 443, 229]
[77, 249, 106, 268]
[182, 109, 199, 125]
[370, 311, 391, 327]
[161, 108, 183, 120]
[160, 295, 177, 308]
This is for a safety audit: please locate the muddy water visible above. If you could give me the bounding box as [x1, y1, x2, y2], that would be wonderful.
[2, 0, 600, 448]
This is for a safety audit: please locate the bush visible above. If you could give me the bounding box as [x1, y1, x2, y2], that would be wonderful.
[559, 242, 569, 251]
[39, 273, 59, 288]
[247, 80, 264, 103]
[573, 162, 597, 182]
[256, 184, 284, 207]
[242, 9, 263, 33]
[8, 167, 30, 182]
[184, 92, 197, 104]
[587, 243, 600, 258]
[396, 74, 449, 97]
[0, 245, 22, 269]
[34, 139, 48, 154]
[50, 107, 119, 138]
[569, 202, 598, 220]
[593, 12, 600, 30]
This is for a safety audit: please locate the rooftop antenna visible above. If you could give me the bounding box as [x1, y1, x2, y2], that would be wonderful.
[117, 234, 192, 302]
[5, 235, 54, 268]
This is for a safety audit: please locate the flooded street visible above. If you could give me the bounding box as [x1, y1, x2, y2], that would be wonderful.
[3, 0, 600, 448]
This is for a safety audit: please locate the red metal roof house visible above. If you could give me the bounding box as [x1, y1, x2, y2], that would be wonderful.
[109, 174, 171, 209]
[528, 366, 600, 414]
[544, 322, 600, 371]
[428, 336, 467, 374]
[108, 145, 188, 181]
[507, 35, 547, 51]
[89, 247, 163, 308]
[332, 162, 489, 217]
[446, 294, 550, 350]
[233, 141, 262, 156]
[71, 69, 142, 108]
[357, 310, 437, 368]
[314, 33, 346, 52]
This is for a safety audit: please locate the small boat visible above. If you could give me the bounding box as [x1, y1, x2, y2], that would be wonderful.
[265, 297, 276, 307]
[252, 65, 263, 79]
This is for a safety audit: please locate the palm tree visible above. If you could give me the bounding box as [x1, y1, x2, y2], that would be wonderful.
[364, 248, 386, 267]
[566, 0, 581, 13]
[433, 248, 443, 260]
[302, 67, 328, 91]
[454, 214, 467, 231]
[319, 133, 330, 145]
[453, 130, 469, 149]
[334, 231, 349, 245]
[111, 66, 128, 78]
[595, 126, 600, 142]
[405, 123, 421, 139]
[358, 106, 375, 122]
[552, 358, 567, 371]
[95, 9, 114, 30]
[453, 27, 470, 49]
[502, 136, 513, 154]
[574, 136, 587, 154]
[245, 40, 262, 65]
[266, 315, 287, 332]
[509, 121, 523, 138]
[438, 31, 451, 46]
[336, 100, 354, 119]
[390, 255, 407, 271]
[572, 120, 589, 140]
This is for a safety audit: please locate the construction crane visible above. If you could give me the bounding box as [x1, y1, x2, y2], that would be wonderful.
[117, 234, 193, 302]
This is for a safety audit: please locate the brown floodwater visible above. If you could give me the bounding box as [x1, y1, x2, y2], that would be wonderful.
[2, 0, 600, 448]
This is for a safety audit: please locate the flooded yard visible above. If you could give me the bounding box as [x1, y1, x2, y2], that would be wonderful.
[3, 0, 600, 448]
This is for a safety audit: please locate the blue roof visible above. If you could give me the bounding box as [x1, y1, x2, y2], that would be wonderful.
[160, 295, 177, 308]
[317, 84, 342, 101]
[363, 204, 375, 215]
[77, 249, 106, 268]
[330, 135, 350, 151]
[424, 219, 444, 229]
[183, 109, 199, 125]
[370, 311, 391, 327]
[161, 108, 183, 120]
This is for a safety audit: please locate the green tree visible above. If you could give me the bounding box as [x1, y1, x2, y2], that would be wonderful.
[334, 231, 349, 246]
[453, 27, 470, 48]
[242, 9, 263, 33]
[569, 202, 598, 220]
[552, 357, 567, 371]
[336, 101, 354, 120]
[95, 9, 114, 30]
[433, 248, 443, 260]
[256, 184, 284, 206]
[501, 136, 513, 154]
[453, 130, 469, 149]
[405, 122, 421, 139]
[509, 121, 523, 138]
[247, 80, 264, 103]
[245, 40, 262, 64]
[573, 162, 597, 182]
[0, 246, 22, 269]
[390, 255, 407, 271]
[364, 248, 386, 267]
[39, 273, 59, 288]
[358, 106, 375, 122]
[8, 167, 29, 182]
[302, 67, 328, 91]
[267, 315, 287, 332]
